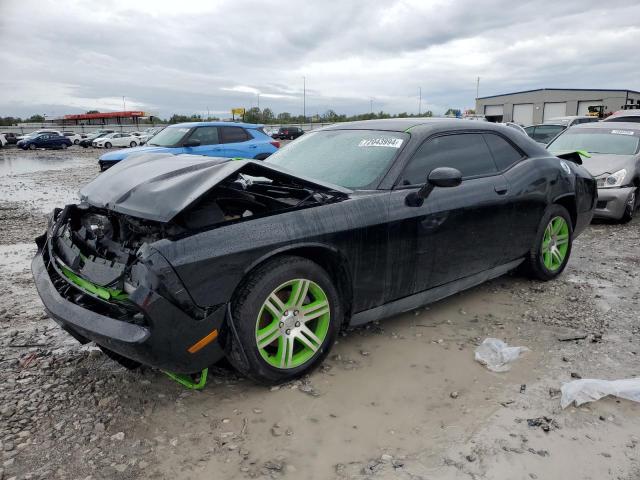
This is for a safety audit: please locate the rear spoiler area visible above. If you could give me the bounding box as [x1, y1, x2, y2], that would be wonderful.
[556, 150, 591, 165]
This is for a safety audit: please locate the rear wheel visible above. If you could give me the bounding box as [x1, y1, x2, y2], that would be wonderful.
[227, 256, 342, 384]
[526, 205, 573, 281]
[61, 143, 68, 149]
[620, 188, 637, 224]
[29, 143, 36, 150]
[74, 139, 79, 145]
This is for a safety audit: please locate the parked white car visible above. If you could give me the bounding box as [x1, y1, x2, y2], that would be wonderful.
[92, 132, 141, 148]
[0, 133, 7, 147]
[62, 131, 84, 145]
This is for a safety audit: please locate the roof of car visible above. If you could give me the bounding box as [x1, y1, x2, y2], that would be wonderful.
[166, 121, 263, 128]
[323, 117, 516, 133]
[571, 121, 640, 131]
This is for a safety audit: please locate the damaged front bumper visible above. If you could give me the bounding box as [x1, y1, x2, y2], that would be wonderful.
[31, 208, 227, 374]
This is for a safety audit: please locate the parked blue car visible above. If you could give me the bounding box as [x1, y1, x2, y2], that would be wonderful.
[98, 122, 279, 170]
[17, 133, 73, 150]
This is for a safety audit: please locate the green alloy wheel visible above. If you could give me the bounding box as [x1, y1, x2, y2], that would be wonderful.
[526, 204, 573, 281]
[541, 216, 569, 271]
[255, 279, 330, 369]
[227, 255, 342, 384]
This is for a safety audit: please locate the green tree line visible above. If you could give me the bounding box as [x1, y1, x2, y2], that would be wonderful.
[0, 108, 447, 127]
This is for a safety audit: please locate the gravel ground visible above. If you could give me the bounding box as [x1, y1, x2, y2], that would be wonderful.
[0, 146, 638, 480]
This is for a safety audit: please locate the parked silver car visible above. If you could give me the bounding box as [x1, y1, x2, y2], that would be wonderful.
[547, 122, 640, 222]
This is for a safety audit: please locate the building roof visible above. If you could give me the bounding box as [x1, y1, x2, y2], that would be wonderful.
[63, 111, 146, 120]
[477, 88, 640, 100]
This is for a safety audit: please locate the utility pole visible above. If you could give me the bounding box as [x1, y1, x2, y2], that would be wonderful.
[370, 97, 373, 114]
[476, 76, 480, 100]
[418, 87, 422, 115]
[207, 106, 210, 120]
[257, 93, 260, 110]
[303, 76, 306, 121]
[122, 96, 126, 111]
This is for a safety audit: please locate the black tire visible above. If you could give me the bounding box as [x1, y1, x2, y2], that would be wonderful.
[226, 255, 342, 384]
[129, 141, 137, 147]
[74, 139, 79, 145]
[29, 143, 36, 150]
[525, 204, 573, 281]
[98, 345, 141, 370]
[104, 142, 112, 149]
[619, 188, 637, 224]
[61, 143, 68, 150]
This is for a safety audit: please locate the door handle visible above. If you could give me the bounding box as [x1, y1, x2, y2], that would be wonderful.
[494, 182, 509, 195]
[249, 145, 257, 149]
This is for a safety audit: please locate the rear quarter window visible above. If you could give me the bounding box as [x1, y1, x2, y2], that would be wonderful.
[483, 133, 524, 170]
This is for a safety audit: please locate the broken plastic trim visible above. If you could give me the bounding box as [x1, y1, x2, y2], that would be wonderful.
[556, 150, 591, 165]
[163, 368, 208, 390]
[60, 265, 128, 301]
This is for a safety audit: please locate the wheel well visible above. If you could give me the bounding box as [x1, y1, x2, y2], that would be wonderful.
[554, 195, 577, 228]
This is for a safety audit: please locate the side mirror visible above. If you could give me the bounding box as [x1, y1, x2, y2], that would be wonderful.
[405, 167, 462, 207]
[183, 138, 201, 147]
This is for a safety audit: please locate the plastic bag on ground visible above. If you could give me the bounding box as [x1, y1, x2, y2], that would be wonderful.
[474, 338, 529, 372]
[560, 378, 640, 408]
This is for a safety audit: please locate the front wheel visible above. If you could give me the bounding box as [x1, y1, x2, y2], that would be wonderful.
[129, 141, 137, 147]
[525, 205, 573, 281]
[74, 139, 79, 145]
[227, 256, 342, 384]
[61, 143, 68, 149]
[104, 142, 112, 149]
[619, 188, 637, 224]
[29, 143, 36, 150]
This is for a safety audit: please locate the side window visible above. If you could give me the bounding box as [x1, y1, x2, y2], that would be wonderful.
[531, 125, 564, 143]
[188, 127, 220, 145]
[220, 127, 250, 143]
[483, 133, 524, 171]
[524, 126, 535, 136]
[400, 133, 497, 185]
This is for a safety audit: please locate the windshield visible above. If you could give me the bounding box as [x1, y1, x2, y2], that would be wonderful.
[548, 128, 640, 155]
[266, 129, 408, 189]
[147, 126, 191, 146]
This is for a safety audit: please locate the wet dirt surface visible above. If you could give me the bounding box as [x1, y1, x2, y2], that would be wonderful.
[0, 146, 639, 480]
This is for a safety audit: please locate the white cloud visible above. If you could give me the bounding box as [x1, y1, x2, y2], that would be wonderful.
[0, 0, 639, 118]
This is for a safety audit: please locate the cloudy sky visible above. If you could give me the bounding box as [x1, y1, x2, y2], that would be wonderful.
[1, 0, 639, 119]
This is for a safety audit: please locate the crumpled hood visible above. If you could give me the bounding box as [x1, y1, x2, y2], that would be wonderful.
[580, 153, 636, 177]
[99, 145, 176, 162]
[79, 153, 351, 222]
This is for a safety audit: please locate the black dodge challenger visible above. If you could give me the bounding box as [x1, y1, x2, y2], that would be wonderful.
[32, 119, 597, 383]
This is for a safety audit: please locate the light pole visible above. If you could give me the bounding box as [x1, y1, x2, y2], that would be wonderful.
[418, 87, 422, 116]
[370, 97, 373, 114]
[122, 96, 126, 111]
[303, 76, 306, 122]
[257, 93, 260, 110]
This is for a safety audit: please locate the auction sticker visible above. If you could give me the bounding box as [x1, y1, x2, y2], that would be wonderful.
[358, 137, 403, 148]
[610, 130, 635, 135]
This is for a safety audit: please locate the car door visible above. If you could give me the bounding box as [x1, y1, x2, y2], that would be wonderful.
[389, 132, 514, 294]
[37, 134, 50, 147]
[219, 126, 253, 158]
[182, 126, 224, 156]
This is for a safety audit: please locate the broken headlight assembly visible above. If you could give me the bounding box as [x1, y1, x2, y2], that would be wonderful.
[81, 213, 113, 239]
[596, 169, 627, 188]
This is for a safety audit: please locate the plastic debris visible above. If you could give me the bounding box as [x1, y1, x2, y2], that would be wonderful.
[560, 378, 640, 408]
[474, 338, 529, 372]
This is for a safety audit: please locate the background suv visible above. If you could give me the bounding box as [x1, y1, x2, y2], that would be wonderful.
[272, 126, 304, 140]
[98, 122, 279, 170]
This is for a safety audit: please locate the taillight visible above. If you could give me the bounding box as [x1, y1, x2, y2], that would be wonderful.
[270, 141, 280, 148]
